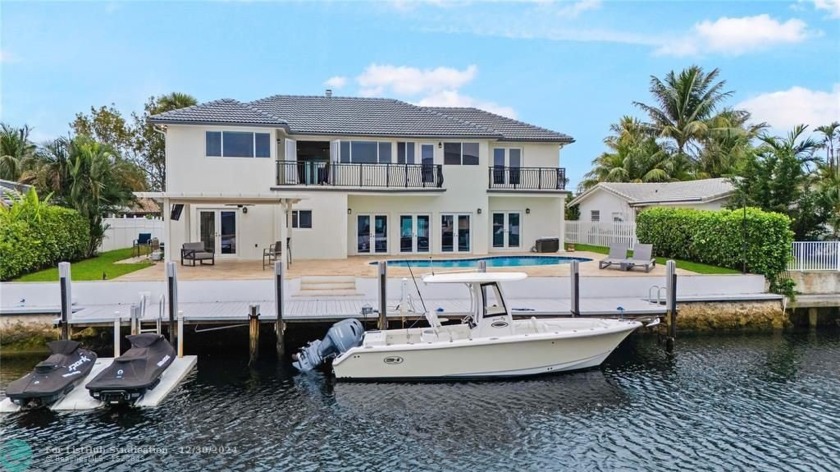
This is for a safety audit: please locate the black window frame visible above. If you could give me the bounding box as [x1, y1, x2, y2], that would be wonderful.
[442, 142, 480, 166]
[480, 282, 507, 318]
[292, 210, 313, 229]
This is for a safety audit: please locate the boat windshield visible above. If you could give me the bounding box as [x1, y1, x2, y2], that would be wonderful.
[481, 283, 507, 318]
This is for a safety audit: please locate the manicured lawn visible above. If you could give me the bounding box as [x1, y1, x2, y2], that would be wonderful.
[14, 248, 153, 282]
[570, 243, 741, 275]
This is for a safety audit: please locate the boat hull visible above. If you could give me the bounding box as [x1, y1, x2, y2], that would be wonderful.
[332, 320, 640, 380]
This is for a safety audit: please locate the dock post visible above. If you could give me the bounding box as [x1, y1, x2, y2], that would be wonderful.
[130, 304, 140, 335]
[378, 261, 387, 330]
[113, 313, 121, 358]
[478, 260, 487, 273]
[58, 262, 71, 340]
[177, 310, 184, 358]
[274, 261, 285, 358]
[570, 260, 580, 317]
[166, 262, 178, 346]
[665, 260, 677, 350]
[249, 304, 260, 366]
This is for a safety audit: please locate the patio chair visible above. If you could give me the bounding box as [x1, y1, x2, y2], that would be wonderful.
[133, 233, 152, 258]
[263, 241, 283, 270]
[598, 243, 628, 270]
[181, 242, 215, 266]
[624, 243, 656, 273]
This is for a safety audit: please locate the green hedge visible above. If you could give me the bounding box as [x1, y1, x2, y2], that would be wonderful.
[0, 201, 90, 281]
[636, 207, 793, 292]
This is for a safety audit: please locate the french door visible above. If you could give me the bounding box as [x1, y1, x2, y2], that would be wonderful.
[441, 214, 471, 253]
[399, 215, 430, 253]
[492, 212, 521, 248]
[493, 148, 522, 185]
[199, 209, 238, 255]
[357, 214, 388, 254]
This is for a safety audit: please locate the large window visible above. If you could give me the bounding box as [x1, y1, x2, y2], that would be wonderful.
[397, 142, 415, 164]
[292, 210, 312, 229]
[443, 142, 479, 165]
[206, 131, 271, 158]
[339, 141, 392, 164]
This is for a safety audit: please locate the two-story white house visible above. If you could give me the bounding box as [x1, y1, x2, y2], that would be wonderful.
[142, 93, 574, 262]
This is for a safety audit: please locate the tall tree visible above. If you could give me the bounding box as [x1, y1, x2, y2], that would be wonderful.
[580, 116, 687, 190]
[634, 66, 733, 163]
[696, 109, 766, 178]
[71, 105, 135, 160]
[133, 92, 198, 190]
[0, 124, 37, 181]
[815, 121, 839, 172]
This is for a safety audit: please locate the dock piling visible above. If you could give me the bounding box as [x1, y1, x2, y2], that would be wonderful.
[665, 260, 677, 350]
[166, 262, 178, 346]
[249, 304, 260, 365]
[177, 310, 184, 358]
[274, 261, 285, 358]
[478, 260, 487, 273]
[570, 260, 580, 317]
[113, 313, 121, 358]
[58, 262, 71, 340]
[130, 304, 140, 335]
[378, 261, 387, 330]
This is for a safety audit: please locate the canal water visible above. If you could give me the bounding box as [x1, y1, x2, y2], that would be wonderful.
[1, 330, 839, 471]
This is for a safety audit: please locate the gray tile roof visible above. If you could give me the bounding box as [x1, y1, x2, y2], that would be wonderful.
[569, 178, 735, 207]
[424, 107, 574, 143]
[149, 95, 572, 142]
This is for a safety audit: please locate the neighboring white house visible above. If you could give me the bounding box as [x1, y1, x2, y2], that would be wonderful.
[139, 93, 574, 261]
[568, 178, 736, 223]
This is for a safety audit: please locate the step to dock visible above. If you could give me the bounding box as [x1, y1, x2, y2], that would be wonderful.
[0, 355, 197, 412]
[295, 276, 361, 297]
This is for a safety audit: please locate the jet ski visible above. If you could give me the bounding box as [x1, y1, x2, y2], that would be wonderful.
[5, 340, 97, 408]
[86, 333, 175, 406]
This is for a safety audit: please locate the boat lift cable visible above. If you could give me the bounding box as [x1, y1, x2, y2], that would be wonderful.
[193, 323, 249, 333]
[406, 261, 428, 329]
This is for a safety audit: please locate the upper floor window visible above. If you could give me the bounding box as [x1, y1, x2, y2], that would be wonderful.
[397, 142, 415, 164]
[206, 131, 271, 158]
[339, 141, 392, 164]
[443, 142, 479, 165]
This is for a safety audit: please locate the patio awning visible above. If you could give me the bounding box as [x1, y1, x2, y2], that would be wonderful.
[135, 192, 306, 205]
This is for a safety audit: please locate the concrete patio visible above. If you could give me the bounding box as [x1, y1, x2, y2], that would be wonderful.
[114, 251, 693, 281]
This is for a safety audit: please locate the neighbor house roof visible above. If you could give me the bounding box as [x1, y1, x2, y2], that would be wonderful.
[149, 95, 574, 143]
[568, 178, 736, 207]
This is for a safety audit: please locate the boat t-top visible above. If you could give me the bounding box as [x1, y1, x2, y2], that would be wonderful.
[294, 271, 645, 380]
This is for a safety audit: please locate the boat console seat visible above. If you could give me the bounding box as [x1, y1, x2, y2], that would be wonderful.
[425, 310, 443, 329]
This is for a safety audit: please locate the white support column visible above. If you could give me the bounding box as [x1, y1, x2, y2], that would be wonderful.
[184, 202, 192, 245]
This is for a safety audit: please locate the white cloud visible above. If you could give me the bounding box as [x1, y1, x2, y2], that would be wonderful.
[417, 90, 518, 118]
[356, 64, 478, 97]
[736, 84, 840, 133]
[655, 15, 813, 57]
[324, 76, 347, 89]
[811, 0, 840, 18]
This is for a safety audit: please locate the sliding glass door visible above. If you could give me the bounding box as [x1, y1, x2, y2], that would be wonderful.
[400, 214, 430, 253]
[492, 212, 521, 249]
[199, 209, 238, 255]
[441, 214, 471, 253]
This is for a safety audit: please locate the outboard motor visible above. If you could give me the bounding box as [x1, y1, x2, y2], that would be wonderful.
[293, 319, 364, 372]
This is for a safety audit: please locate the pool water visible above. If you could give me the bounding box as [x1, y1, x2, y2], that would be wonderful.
[378, 255, 591, 268]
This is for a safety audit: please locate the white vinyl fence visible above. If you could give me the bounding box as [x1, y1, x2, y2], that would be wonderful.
[99, 217, 164, 252]
[788, 241, 840, 271]
[565, 221, 638, 249]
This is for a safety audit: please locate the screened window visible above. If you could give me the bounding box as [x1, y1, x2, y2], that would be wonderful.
[591, 210, 600, 222]
[206, 131, 271, 158]
[292, 210, 312, 229]
[443, 142, 480, 165]
[339, 141, 393, 164]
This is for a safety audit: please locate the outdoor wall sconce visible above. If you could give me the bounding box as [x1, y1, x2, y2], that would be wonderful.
[477, 208, 482, 214]
[242, 207, 248, 214]
[347, 208, 352, 215]
[525, 208, 531, 214]
[438, 142, 442, 148]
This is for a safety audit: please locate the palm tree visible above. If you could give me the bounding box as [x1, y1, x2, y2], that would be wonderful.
[634, 66, 733, 163]
[153, 92, 197, 114]
[0, 124, 37, 181]
[697, 109, 767, 178]
[580, 116, 688, 190]
[815, 122, 839, 172]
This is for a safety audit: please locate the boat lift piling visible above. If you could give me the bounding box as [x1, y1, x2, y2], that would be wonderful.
[570, 260, 580, 317]
[665, 260, 678, 350]
[177, 311, 184, 358]
[58, 262, 72, 340]
[248, 304, 260, 365]
[478, 260, 487, 273]
[274, 261, 285, 358]
[166, 262, 178, 347]
[113, 313, 121, 357]
[378, 261, 388, 330]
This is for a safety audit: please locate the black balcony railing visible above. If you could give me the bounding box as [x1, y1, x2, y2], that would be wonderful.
[275, 160, 444, 189]
[488, 166, 567, 190]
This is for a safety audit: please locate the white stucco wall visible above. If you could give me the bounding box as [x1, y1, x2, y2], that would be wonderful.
[577, 190, 634, 223]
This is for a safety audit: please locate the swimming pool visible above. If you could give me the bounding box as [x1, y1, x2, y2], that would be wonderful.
[375, 255, 592, 268]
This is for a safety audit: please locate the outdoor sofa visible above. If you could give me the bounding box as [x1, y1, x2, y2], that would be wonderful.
[180, 242, 215, 266]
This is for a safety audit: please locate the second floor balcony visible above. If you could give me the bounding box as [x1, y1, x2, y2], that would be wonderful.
[275, 160, 444, 190]
[488, 166, 567, 191]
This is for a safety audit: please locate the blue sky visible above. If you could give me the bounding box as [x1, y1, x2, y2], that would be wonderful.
[2, 0, 839, 190]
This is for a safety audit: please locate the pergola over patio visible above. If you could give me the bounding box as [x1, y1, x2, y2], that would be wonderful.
[135, 192, 306, 266]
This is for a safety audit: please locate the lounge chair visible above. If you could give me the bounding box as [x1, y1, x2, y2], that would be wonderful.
[598, 243, 628, 270]
[262, 241, 283, 270]
[180, 242, 215, 266]
[624, 243, 656, 272]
